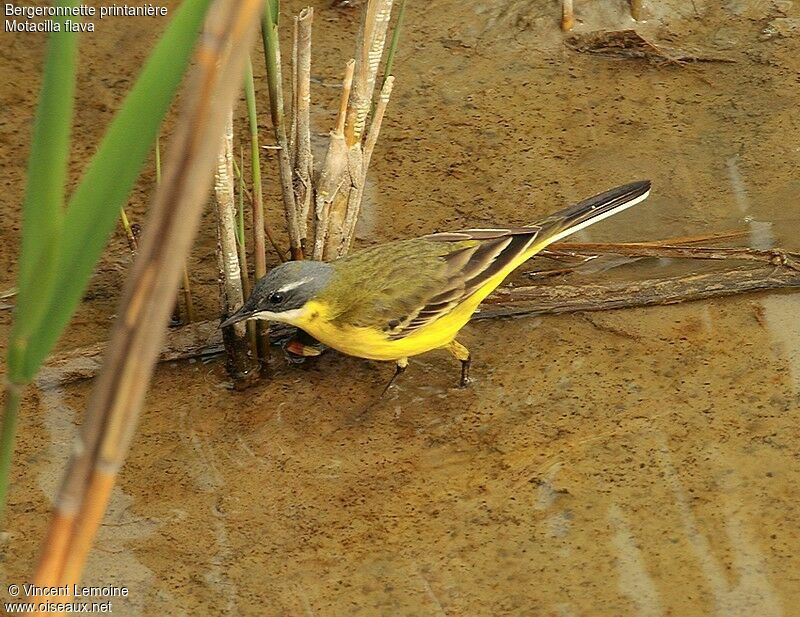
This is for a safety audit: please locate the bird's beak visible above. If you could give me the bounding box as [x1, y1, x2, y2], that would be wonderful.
[220, 306, 254, 329]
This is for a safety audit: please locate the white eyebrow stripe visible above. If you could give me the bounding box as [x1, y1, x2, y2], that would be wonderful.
[276, 277, 312, 293]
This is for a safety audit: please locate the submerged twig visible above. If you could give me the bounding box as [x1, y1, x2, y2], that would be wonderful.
[566, 29, 735, 64]
[543, 243, 800, 270]
[480, 261, 800, 319]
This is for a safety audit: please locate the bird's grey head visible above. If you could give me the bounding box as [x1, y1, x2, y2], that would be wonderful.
[220, 260, 333, 327]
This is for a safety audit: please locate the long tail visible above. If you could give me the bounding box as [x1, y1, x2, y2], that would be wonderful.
[534, 180, 651, 245]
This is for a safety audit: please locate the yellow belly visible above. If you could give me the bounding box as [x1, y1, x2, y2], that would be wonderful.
[296, 296, 476, 361]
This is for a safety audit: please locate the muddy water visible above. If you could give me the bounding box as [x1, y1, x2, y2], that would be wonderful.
[2, 0, 800, 615]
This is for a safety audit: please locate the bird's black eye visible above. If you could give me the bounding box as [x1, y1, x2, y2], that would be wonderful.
[268, 292, 284, 305]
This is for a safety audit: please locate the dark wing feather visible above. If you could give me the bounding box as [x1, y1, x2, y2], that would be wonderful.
[386, 228, 541, 339]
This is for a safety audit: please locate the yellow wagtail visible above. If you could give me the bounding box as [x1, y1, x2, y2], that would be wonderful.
[221, 180, 651, 386]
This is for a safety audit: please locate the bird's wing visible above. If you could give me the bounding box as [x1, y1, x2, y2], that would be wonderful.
[385, 227, 542, 340]
[331, 181, 651, 339]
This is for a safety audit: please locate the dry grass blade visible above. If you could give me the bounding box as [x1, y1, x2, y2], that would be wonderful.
[31, 0, 264, 596]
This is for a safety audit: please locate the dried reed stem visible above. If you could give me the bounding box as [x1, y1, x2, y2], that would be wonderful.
[261, 2, 302, 259]
[31, 0, 263, 596]
[322, 0, 395, 259]
[215, 114, 259, 384]
[313, 60, 354, 260]
[290, 15, 299, 169]
[561, 0, 574, 31]
[345, 0, 394, 145]
[342, 75, 394, 251]
[294, 7, 314, 248]
[243, 57, 270, 363]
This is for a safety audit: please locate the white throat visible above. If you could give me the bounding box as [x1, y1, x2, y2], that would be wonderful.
[251, 307, 306, 324]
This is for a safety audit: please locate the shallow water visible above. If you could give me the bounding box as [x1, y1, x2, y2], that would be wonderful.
[2, 0, 800, 615]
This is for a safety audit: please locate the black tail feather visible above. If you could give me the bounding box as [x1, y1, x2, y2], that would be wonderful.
[536, 180, 651, 240]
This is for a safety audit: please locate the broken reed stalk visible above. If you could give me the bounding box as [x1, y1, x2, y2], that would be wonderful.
[31, 0, 263, 597]
[294, 7, 314, 248]
[321, 0, 396, 259]
[214, 113, 260, 386]
[313, 59, 355, 260]
[345, 0, 394, 145]
[561, 0, 574, 31]
[243, 57, 270, 364]
[261, 0, 303, 259]
[342, 75, 394, 251]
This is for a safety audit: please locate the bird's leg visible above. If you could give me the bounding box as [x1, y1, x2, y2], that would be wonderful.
[381, 357, 408, 397]
[342, 358, 407, 426]
[447, 340, 472, 387]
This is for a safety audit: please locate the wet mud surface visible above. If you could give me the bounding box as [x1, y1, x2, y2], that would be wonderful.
[1, 0, 800, 614]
